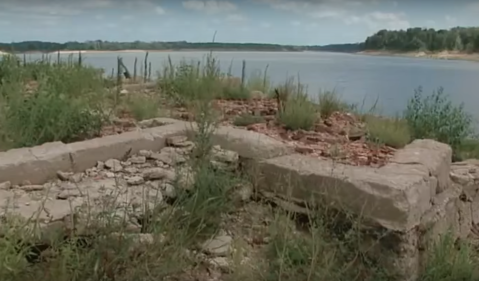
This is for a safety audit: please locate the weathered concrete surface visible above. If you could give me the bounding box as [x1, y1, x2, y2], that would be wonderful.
[0, 122, 188, 185]
[0, 136, 241, 237]
[0, 118, 474, 281]
[255, 139, 459, 281]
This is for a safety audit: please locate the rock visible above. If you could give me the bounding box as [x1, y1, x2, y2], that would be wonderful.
[120, 89, 129, 95]
[57, 189, 82, 200]
[208, 257, 231, 273]
[96, 161, 105, 170]
[127, 176, 145, 186]
[201, 234, 232, 257]
[160, 183, 177, 199]
[166, 135, 188, 147]
[57, 171, 73, 181]
[142, 168, 176, 181]
[138, 150, 152, 158]
[70, 173, 83, 183]
[212, 146, 239, 164]
[128, 156, 146, 164]
[235, 184, 253, 202]
[20, 185, 44, 191]
[124, 167, 139, 174]
[150, 151, 186, 166]
[0, 181, 11, 190]
[105, 159, 123, 172]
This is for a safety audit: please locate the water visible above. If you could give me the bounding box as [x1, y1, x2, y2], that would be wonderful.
[19, 51, 479, 121]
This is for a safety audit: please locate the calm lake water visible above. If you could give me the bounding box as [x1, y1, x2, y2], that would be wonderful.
[19, 51, 479, 122]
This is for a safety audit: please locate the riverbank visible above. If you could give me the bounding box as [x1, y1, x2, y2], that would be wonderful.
[358, 50, 479, 62]
[0, 49, 303, 55]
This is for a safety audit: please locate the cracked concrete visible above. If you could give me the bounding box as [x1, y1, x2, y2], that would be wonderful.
[0, 117, 476, 281]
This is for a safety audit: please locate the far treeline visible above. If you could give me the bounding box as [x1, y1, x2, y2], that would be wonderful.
[0, 26, 478, 53]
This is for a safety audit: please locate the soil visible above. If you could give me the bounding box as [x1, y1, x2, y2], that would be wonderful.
[105, 84, 396, 167]
[167, 98, 396, 167]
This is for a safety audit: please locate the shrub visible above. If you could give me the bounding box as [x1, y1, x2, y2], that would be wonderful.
[365, 115, 411, 148]
[126, 96, 161, 121]
[158, 54, 224, 106]
[277, 93, 317, 131]
[317, 90, 350, 118]
[233, 113, 265, 127]
[404, 87, 473, 150]
[0, 60, 107, 149]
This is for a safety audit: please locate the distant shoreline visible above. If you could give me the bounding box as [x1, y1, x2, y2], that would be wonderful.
[0, 49, 305, 55]
[357, 50, 479, 62]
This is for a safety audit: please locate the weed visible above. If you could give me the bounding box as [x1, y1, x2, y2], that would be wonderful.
[126, 95, 161, 121]
[404, 87, 473, 151]
[233, 113, 265, 127]
[317, 90, 350, 119]
[365, 115, 411, 148]
[420, 232, 478, 281]
[0, 57, 107, 149]
[277, 93, 317, 131]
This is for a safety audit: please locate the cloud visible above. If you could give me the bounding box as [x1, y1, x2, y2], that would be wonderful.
[445, 15, 457, 24]
[155, 6, 166, 15]
[226, 14, 246, 21]
[290, 20, 301, 26]
[345, 12, 410, 30]
[182, 0, 237, 14]
[260, 22, 271, 28]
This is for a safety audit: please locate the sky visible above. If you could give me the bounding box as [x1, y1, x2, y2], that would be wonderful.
[0, 0, 478, 45]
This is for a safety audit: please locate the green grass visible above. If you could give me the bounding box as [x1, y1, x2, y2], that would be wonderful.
[1, 52, 479, 281]
[0, 54, 108, 150]
[364, 115, 411, 148]
[233, 113, 265, 127]
[316, 90, 351, 119]
[125, 95, 162, 121]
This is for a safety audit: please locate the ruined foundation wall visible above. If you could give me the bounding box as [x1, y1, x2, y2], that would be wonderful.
[0, 117, 474, 281]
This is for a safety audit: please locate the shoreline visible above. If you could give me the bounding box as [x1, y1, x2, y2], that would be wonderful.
[357, 50, 479, 62]
[1, 49, 302, 55]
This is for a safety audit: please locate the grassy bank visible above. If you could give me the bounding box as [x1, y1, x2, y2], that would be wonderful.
[0, 52, 479, 280]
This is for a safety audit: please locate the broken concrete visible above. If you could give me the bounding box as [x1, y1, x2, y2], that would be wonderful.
[0, 117, 475, 281]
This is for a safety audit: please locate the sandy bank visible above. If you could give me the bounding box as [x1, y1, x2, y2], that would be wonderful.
[50, 49, 175, 54]
[358, 50, 479, 62]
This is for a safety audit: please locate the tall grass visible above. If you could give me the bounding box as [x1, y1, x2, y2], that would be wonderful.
[0, 55, 108, 149]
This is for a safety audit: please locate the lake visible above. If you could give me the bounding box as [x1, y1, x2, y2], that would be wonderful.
[20, 51, 479, 122]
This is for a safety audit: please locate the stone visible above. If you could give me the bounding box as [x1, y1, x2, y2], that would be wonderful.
[142, 168, 176, 181]
[160, 183, 177, 199]
[56, 171, 73, 181]
[166, 135, 188, 147]
[128, 156, 146, 164]
[105, 159, 123, 172]
[20, 185, 44, 191]
[57, 189, 82, 200]
[127, 176, 145, 186]
[201, 234, 232, 256]
[208, 257, 231, 272]
[138, 150, 152, 158]
[70, 173, 83, 183]
[0, 181, 11, 190]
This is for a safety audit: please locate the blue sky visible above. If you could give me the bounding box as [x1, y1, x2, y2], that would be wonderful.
[0, 0, 478, 45]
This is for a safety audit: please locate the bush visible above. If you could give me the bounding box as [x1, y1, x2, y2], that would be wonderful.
[317, 90, 350, 119]
[277, 93, 317, 131]
[0, 59, 107, 149]
[126, 96, 161, 121]
[365, 115, 411, 148]
[233, 113, 265, 127]
[158, 55, 225, 106]
[404, 87, 473, 150]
